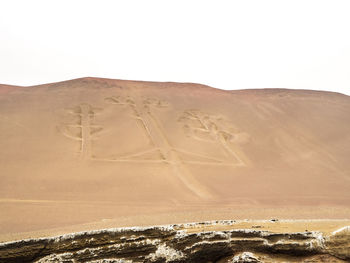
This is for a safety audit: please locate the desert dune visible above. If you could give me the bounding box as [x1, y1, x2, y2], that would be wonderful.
[0, 77, 350, 243]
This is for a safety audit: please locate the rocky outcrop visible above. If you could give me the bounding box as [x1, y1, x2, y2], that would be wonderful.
[325, 226, 350, 260]
[0, 221, 349, 263]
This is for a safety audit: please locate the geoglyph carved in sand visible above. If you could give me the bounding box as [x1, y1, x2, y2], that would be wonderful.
[103, 96, 170, 162]
[60, 97, 250, 166]
[59, 96, 250, 198]
[101, 96, 249, 166]
[104, 95, 213, 198]
[59, 103, 103, 160]
[178, 109, 249, 166]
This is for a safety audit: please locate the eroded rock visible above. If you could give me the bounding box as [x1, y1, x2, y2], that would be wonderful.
[325, 226, 350, 260]
[230, 252, 261, 262]
[0, 222, 349, 263]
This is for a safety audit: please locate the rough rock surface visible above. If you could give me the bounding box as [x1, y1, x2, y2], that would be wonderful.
[325, 226, 350, 259]
[0, 221, 349, 263]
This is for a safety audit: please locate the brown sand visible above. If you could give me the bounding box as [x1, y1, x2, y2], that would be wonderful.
[0, 77, 349, 241]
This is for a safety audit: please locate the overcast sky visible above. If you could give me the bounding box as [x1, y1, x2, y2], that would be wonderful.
[1, 0, 350, 95]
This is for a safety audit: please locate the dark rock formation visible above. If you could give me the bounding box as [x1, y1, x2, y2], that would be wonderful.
[0, 222, 349, 263]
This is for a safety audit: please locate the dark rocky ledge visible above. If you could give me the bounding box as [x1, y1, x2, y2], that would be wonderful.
[0, 221, 349, 263]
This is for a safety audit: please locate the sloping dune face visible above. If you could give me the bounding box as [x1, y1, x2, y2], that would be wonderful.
[0, 84, 20, 95]
[0, 78, 349, 237]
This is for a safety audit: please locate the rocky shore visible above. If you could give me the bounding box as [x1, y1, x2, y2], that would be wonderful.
[0, 221, 349, 263]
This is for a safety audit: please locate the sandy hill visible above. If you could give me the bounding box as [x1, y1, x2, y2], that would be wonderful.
[0, 77, 349, 239]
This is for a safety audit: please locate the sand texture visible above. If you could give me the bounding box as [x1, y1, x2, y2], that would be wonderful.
[0, 77, 350, 241]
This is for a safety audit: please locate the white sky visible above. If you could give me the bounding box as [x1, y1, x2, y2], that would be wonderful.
[0, 0, 350, 95]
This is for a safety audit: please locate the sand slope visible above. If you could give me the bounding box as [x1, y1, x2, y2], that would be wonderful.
[0, 77, 349, 238]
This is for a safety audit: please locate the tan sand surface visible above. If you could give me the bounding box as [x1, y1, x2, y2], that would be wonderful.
[0, 77, 349, 241]
[185, 219, 350, 235]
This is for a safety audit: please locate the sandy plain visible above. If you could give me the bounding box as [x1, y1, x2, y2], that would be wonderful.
[0, 77, 349, 242]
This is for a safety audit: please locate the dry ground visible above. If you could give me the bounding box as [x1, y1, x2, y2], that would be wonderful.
[0, 78, 349, 241]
